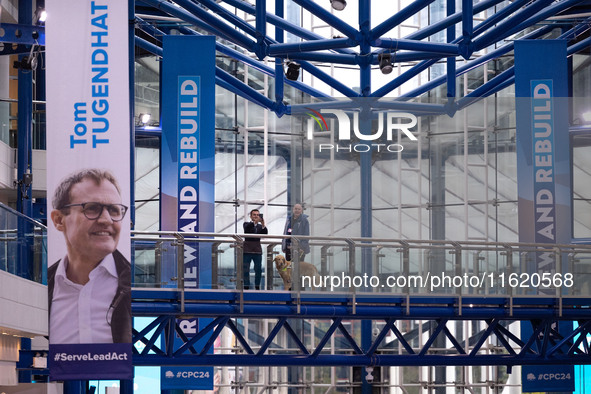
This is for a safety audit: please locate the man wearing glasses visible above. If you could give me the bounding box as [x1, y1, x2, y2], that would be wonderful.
[48, 169, 131, 344]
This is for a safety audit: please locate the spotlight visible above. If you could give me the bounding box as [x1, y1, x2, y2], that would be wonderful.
[285, 61, 300, 81]
[139, 113, 151, 125]
[330, 0, 346, 11]
[378, 53, 393, 74]
[34, 7, 47, 24]
[13, 44, 38, 70]
[38, 10, 47, 23]
[582, 111, 591, 123]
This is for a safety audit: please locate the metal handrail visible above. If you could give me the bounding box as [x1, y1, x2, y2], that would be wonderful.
[129, 230, 591, 301]
[131, 230, 591, 251]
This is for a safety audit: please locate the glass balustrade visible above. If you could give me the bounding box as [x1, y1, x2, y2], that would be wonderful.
[130, 231, 591, 298]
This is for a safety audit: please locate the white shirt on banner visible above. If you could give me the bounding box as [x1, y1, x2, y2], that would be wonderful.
[50, 254, 118, 344]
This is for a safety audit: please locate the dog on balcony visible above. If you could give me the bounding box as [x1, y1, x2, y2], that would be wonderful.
[274, 254, 320, 291]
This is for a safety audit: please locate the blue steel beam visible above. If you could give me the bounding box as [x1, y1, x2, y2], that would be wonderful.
[461, 0, 473, 42]
[190, 0, 272, 52]
[372, 38, 460, 56]
[406, 0, 505, 40]
[268, 38, 355, 56]
[370, 58, 438, 97]
[190, 0, 261, 43]
[137, 11, 230, 44]
[216, 68, 278, 111]
[380, 50, 457, 62]
[569, 35, 591, 55]
[370, 0, 437, 41]
[135, 0, 585, 109]
[133, 353, 591, 366]
[311, 318, 343, 357]
[459, 33, 591, 103]
[258, 317, 287, 355]
[134, 35, 287, 110]
[400, 25, 554, 98]
[0, 23, 45, 45]
[291, 0, 359, 40]
[447, 0, 456, 99]
[179, 27, 331, 98]
[256, 0, 267, 40]
[275, 0, 285, 104]
[135, 36, 163, 56]
[386, 0, 586, 101]
[141, 0, 256, 51]
[135, 25, 330, 106]
[455, 69, 514, 109]
[131, 291, 591, 319]
[220, 0, 357, 54]
[255, 0, 267, 58]
[387, 0, 547, 98]
[472, 0, 532, 37]
[130, 304, 591, 367]
[284, 52, 357, 65]
[505, 0, 589, 42]
[290, 100, 447, 115]
[418, 319, 448, 356]
[378, 0, 535, 98]
[298, 61, 361, 97]
[454, 24, 591, 109]
[472, 0, 558, 50]
[283, 321, 310, 354]
[0, 44, 32, 56]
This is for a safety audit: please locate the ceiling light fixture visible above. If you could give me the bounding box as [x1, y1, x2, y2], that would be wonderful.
[378, 53, 393, 74]
[330, 0, 346, 11]
[139, 113, 151, 125]
[285, 61, 300, 81]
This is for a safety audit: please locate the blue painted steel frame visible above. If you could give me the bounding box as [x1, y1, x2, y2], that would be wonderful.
[126, 0, 591, 373]
[134, 0, 591, 116]
[131, 290, 591, 367]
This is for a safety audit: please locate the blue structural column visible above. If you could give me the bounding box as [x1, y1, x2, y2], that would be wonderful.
[121, 1, 136, 393]
[16, 0, 34, 281]
[359, 2, 373, 394]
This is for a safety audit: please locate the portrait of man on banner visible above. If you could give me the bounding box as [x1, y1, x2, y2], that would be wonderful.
[48, 168, 132, 345]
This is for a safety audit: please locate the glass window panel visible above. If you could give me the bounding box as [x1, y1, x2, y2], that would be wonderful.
[495, 201, 519, 242]
[245, 102, 266, 128]
[492, 148, 518, 202]
[134, 56, 160, 127]
[573, 141, 591, 238]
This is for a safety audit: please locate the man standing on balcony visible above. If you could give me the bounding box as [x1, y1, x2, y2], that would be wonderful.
[282, 203, 310, 261]
[243, 209, 267, 290]
[48, 169, 131, 344]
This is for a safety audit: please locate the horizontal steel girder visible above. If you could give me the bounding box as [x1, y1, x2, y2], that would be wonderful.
[131, 289, 591, 367]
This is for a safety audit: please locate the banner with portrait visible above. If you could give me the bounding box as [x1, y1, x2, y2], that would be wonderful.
[45, 0, 133, 380]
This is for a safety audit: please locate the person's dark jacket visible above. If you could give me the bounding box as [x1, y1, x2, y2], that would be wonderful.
[48, 249, 132, 343]
[282, 213, 310, 254]
[243, 221, 268, 254]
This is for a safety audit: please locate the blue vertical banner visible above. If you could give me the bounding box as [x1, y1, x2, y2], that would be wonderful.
[161, 35, 216, 390]
[515, 40, 574, 392]
[45, 0, 133, 381]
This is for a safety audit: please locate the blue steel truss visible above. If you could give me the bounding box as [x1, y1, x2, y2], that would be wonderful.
[132, 289, 591, 367]
[131, 0, 591, 116]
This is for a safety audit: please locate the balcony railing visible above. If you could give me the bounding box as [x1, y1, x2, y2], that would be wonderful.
[3, 221, 589, 298]
[131, 230, 591, 298]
